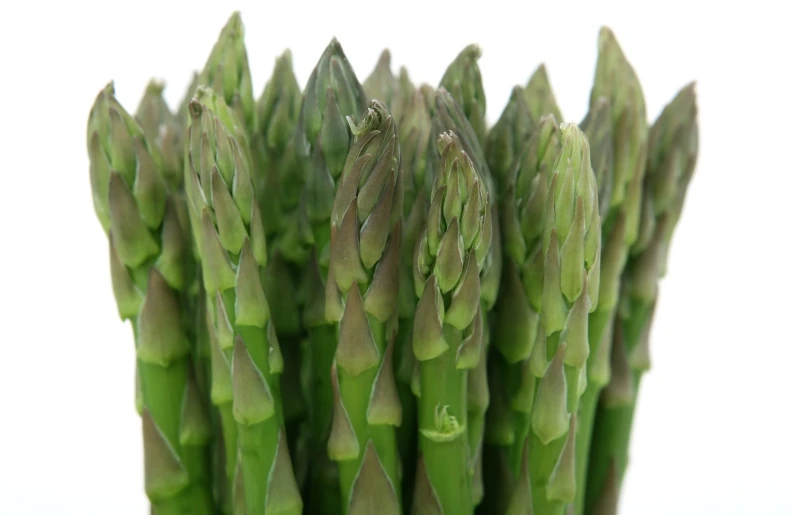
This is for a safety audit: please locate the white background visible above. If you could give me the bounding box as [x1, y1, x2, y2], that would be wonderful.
[1, 1, 791, 513]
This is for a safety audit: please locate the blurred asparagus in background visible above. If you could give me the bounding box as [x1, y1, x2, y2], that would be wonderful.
[585, 82, 698, 515]
[573, 28, 649, 515]
[255, 49, 310, 489]
[85, 13, 699, 515]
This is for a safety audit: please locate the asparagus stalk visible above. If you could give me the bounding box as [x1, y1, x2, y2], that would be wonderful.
[585, 83, 698, 515]
[439, 45, 487, 145]
[525, 123, 601, 515]
[393, 67, 416, 124]
[196, 12, 255, 134]
[181, 16, 259, 510]
[484, 114, 562, 513]
[363, 50, 399, 108]
[294, 38, 368, 514]
[412, 131, 492, 515]
[255, 50, 311, 488]
[485, 85, 534, 189]
[573, 28, 649, 515]
[432, 85, 499, 506]
[325, 99, 404, 515]
[88, 84, 214, 514]
[524, 64, 563, 124]
[185, 87, 302, 515]
[394, 83, 435, 507]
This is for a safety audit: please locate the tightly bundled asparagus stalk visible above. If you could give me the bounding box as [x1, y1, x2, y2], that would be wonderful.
[86, 13, 699, 515]
[326, 99, 404, 514]
[293, 39, 369, 514]
[185, 87, 302, 514]
[412, 131, 491, 515]
[573, 29, 649, 515]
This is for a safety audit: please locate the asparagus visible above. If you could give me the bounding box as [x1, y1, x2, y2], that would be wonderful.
[182, 16, 259, 511]
[524, 64, 563, 124]
[87, 83, 214, 514]
[363, 50, 399, 110]
[256, 50, 310, 488]
[185, 87, 302, 515]
[485, 115, 562, 513]
[393, 66, 416, 124]
[196, 11, 255, 133]
[585, 83, 698, 515]
[325, 100, 404, 515]
[394, 84, 435, 507]
[573, 28, 649, 515]
[432, 85, 499, 506]
[412, 131, 491, 515]
[525, 123, 601, 515]
[294, 38, 368, 513]
[486, 85, 534, 189]
[136, 81, 185, 193]
[439, 45, 487, 145]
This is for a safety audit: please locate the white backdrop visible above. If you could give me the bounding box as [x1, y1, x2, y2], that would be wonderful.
[0, 1, 791, 513]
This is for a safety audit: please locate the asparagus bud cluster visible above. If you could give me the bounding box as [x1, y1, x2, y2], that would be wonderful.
[85, 14, 699, 515]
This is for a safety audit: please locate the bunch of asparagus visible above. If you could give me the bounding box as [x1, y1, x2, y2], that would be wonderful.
[86, 12, 698, 515]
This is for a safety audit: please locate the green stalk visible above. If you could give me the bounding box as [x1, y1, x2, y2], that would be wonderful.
[483, 65, 563, 508]
[412, 132, 492, 515]
[179, 17, 258, 508]
[585, 82, 698, 515]
[524, 64, 563, 124]
[573, 27, 650, 515]
[293, 39, 368, 513]
[186, 88, 302, 515]
[522, 124, 601, 515]
[363, 49, 399, 108]
[432, 76, 499, 507]
[325, 101, 404, 514]
[88, 84, 214, 514]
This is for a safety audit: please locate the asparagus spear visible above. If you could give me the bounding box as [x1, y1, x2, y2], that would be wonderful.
[182, 15, 259, 510]
[439, 45, 487, 145]
[486, 85, 534, 189]
[484, 115, 562, 513]
[394, 83, 435, 507]
[136, 81, 185, 193]
[186, 87, 302, 515]
[294, 38, 368, 514]
[363, 50, 398, 108]
[393, 66, 416, 124]
[432, 86, 499, 506]
[573, 28, 649, 515]
[524, 64, 563, 124]
[325, 99, 404, 515]
[525, 123, 601, 515]
[412, 131, 491, 515]
[88, 83, 214, 514]
[585, 83, 698, 515]
[196, 11, 255, 133]
[255, 50, 310, 488]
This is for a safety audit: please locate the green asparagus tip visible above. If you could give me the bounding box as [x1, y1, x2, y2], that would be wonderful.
[224, 11, 243, 35]
[144, 79, 166, 95]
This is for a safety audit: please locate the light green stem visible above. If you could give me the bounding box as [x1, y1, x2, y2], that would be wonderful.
[418, 325, 472, 515]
